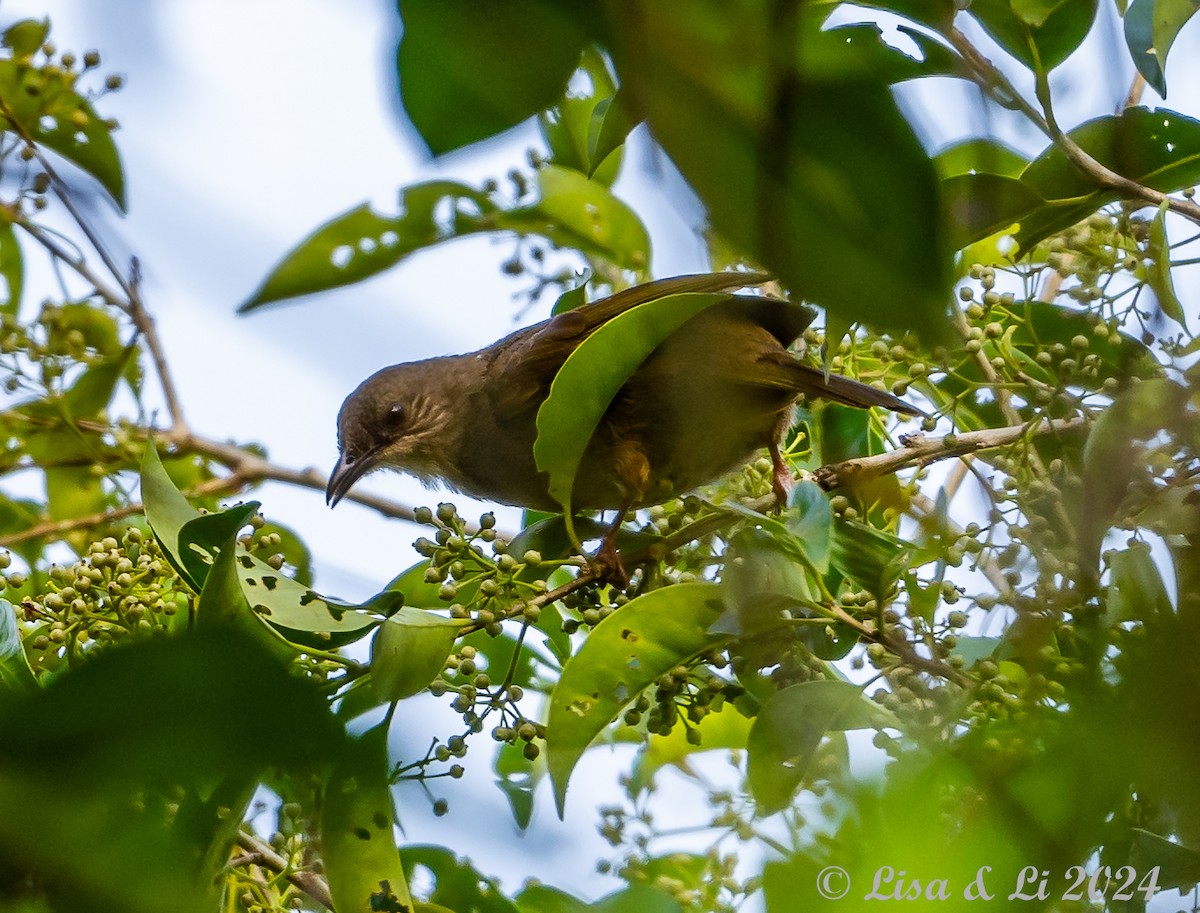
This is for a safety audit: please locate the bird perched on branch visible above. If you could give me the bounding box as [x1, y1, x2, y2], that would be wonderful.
[327, 273, 920, 574]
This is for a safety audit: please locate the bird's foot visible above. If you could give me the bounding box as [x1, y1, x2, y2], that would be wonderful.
[770, 441, 794, 513]
[589, 540, 629, 589]
[588, 507, 632, 589]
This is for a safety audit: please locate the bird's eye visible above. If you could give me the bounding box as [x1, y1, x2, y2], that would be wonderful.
[386, 403, 405, 425]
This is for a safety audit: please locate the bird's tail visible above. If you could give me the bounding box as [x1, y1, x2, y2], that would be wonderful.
[789, 362, 924, 417]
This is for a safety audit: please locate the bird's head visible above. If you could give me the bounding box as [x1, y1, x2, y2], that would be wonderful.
[325, 360, 462, 507]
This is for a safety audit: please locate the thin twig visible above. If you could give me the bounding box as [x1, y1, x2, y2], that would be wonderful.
[950, 28, 1200, 226]
[128, 257, 188, 433]
[812, 416, 1085, 490]
[233, 831, 333, 910]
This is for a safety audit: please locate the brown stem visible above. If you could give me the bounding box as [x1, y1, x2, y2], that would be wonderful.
[233, 831, 333, 910]
[950, 28, 1200, 226]
[127, 257, 188, 432]
[812, 416, 1085, 490]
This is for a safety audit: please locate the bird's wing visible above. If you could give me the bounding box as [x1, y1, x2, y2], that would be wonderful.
[487, 271, 773, 419]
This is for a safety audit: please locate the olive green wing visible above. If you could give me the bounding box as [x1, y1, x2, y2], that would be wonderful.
[487, 271, 772, 420]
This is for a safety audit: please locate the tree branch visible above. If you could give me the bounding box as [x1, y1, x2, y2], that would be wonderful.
[812, 416, 1086, 490]
[949, 28, 1200, 227]
[233, 831, 333, 910]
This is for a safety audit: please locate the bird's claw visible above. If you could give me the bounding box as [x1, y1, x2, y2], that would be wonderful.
[590, 540, 629, 589]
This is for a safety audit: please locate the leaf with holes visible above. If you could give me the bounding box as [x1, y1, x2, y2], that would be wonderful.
[505, 165, 650, 271]
[240, 182, 496, 310]
[322, 723, 413, 913]
[0, 56, 125, 208]
[193, 531, 295, 661]
[1022, 107, 1200, 201]
[546, 582, 727, 816]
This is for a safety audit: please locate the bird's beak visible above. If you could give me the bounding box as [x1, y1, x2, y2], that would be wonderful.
[326, 451, 371, 507]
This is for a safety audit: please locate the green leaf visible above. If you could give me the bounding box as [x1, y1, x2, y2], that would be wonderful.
[829, 518, 910, 601]
[397, 0, 590, 155]
[822, 22, 965, 82]
[0, 598, 37, 696]
[933, 138, 1031, 179]
[836, 0, 959, 32]
[494, 738, 544, 831]
[1022, 106, 1200, 200]
[0, 58, 126, 209]
[243, 169, 649, 310]
[786, 481, 833, 573]
[402, 846, 521, 913]
[941, 173, 1047, 249]
[518, 882, 681, 913]
[142, 442, 383, 644]
[611, 7, 951, 333]
[547, 582, 727, 815]
[519, 164, 650, 270]
[1012, 0, 1072, 26]
[240, 182, 494, 310]
[0, 628, 343, 913]
[587, 87, 638, 179]
[370, 608, 464, 702]
[1106, 546, 1172, 623]
[2, 19, 49, 56]
[1125, 0, 1200, 97]
[1124, 0, 1168, 95]
[141, 439, 203, 584]
[719, 526, 816, 636]
[323, 724, 413, 913]
[550, 270, 591, 315]
[1080, 378, 1188, 572]
[176, 501, 260, 590]
[0, 220, 23, 315]
[747, 680, 895, 814]
[950, 635, 1002, 666]
[1130, 828, 1200, 890]
[1147, 199, 1187, 328]
[630, 701, 752, 794]
[539, 49, 623, 185]
[534, 292, 728, 517]
[238, 556, 390, 645]
[193, 530, 296, 661]
[967, 0, 1098, 71]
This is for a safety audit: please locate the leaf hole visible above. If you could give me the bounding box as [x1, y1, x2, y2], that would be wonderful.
[568, 697, 595, 716]
[73, 131, 88, 145]
[372, 811, 388, 830]
[380, 230, 398, 248]
[358, 236, 376, 254]
[330, 245, 353, 269]
[352, 826, 371, 841]
[263, 576, 278, 590]
[38, 115, 55, 132]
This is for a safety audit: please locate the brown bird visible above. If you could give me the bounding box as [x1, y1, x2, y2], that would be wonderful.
[327, 273, 919, 561]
